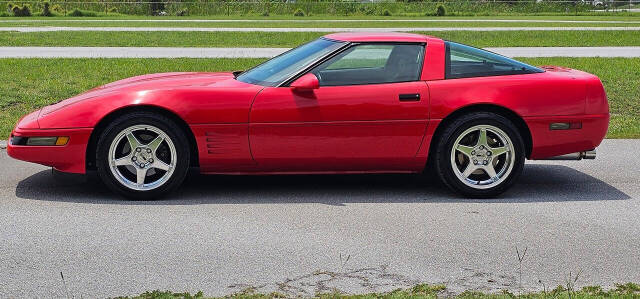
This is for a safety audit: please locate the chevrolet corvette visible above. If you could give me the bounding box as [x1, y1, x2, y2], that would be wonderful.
[7, 33, 609, 199]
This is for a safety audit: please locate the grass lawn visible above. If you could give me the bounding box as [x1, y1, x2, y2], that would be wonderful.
[3, 20, 640, 28]
[1, 57, 637, 139]
[2, 30, 640, 47]
[119, 282, 640, 298]
[2, 15, 640, 21]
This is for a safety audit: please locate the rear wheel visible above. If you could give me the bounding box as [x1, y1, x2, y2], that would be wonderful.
[96, 112, 190, 200]
[434, 112, 525, 198]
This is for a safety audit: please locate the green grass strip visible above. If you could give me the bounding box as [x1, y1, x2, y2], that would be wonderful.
[4, 15, 640, 20]
[3, 20, 640, 27]
[2, 30, 640, 47]
[117, 282, 640, 298]
[1, 57, 637, 139]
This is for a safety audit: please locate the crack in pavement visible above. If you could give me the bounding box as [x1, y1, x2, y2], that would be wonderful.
[446, 267, 518, 294]
[228, 265, 421, 296]
[226, 265, 522, 296]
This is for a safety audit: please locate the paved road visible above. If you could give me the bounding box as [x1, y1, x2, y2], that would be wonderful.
[0, 139, 639, 298]
[2, 46, 640, 58]
[0, 47, 289, 58]
[593, 8, 640, 12]
[2, 26, 640, 32]
[483, 46, 640, 57]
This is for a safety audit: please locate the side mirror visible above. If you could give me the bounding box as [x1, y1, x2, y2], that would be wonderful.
[290, 73, 319, 91]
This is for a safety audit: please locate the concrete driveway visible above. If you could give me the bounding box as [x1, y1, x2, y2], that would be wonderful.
[0, 140, 638, 298]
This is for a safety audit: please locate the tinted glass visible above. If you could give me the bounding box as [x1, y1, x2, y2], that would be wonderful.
[236, 38, 345, 87]
[445, 41, 543, 79]
[311, 43, 424, 86]
[325, 45, 393, 70]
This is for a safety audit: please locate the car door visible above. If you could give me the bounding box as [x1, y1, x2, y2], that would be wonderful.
[249, 43, 430, 172]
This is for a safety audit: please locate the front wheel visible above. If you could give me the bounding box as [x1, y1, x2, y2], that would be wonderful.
[96, 112, 190, 200]
[434, 112, 525, 198]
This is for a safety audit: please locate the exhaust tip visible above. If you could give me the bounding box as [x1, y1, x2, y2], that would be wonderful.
[540, 149, 597, 160]
[583, 149, 596, 160]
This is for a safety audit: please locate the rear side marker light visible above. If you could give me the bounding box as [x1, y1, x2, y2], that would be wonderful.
[11, 136, 69, 146]
[550, 122, 582, 130]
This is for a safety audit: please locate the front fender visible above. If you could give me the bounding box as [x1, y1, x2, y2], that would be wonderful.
[37, 85, 263, 129]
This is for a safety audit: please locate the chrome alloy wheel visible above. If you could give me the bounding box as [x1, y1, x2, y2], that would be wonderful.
[107, 125, 177, 191]
[450, 124, 515, 189]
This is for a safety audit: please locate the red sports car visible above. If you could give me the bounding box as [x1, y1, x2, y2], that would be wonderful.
[7, 33, 609, 199]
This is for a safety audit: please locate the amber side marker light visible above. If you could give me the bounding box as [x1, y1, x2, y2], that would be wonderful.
[10, 136, 69, 146]
[55, 136, 69, 146]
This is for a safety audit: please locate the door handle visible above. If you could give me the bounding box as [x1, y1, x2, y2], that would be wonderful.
[399, 93, 420, 102]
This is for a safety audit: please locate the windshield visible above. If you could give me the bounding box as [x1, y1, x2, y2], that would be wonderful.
[236, 38, 345, 87]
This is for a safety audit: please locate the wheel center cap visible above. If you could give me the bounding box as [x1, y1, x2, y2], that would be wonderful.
[134, 148, 151, 164]
[474, 147, 492, 161]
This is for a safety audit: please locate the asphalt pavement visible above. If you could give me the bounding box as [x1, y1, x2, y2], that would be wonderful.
[0, 139, 639, 298]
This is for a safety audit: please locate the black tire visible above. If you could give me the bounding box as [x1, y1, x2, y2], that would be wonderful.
[433, 112, 525, 198]
[95, 112, 190, 200]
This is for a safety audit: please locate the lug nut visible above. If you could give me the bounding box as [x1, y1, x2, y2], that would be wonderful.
[483, 161, 488, 165]
[487, 151, 492, 156]
[149, 158, 154, 163]
[132, 156, 137, 161]
[136, 148, 141, 152]
[147, 148, 152, 153]
[479, 145, 484, 150]
[471, 151, 476, 155]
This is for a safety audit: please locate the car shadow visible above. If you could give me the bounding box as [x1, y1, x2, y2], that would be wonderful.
[14, 164, 631, 205]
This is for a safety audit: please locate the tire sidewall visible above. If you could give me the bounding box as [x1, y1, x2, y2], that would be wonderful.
[96, 113, 190, 200]
[435, 113, 525, 198]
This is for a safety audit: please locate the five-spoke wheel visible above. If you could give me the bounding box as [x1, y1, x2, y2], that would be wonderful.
[108, 125, 177, 191]
[434, 112, 525, 198]
[96, 112, 190, 200]
[450, 125, 515, 189]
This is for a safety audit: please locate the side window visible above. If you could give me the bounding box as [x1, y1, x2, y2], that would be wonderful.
[445, 41, 543, 79]
[311, 43, 424, 86]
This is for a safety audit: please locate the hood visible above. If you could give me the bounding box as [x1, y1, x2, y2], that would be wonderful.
[41, 72, 236, 116]
[93, 72, 235, 92]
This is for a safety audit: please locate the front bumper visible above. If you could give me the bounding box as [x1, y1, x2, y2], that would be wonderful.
[7, 127, 92, 174]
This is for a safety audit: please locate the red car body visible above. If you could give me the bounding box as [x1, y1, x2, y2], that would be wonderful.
[7, 33, 609, 176]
